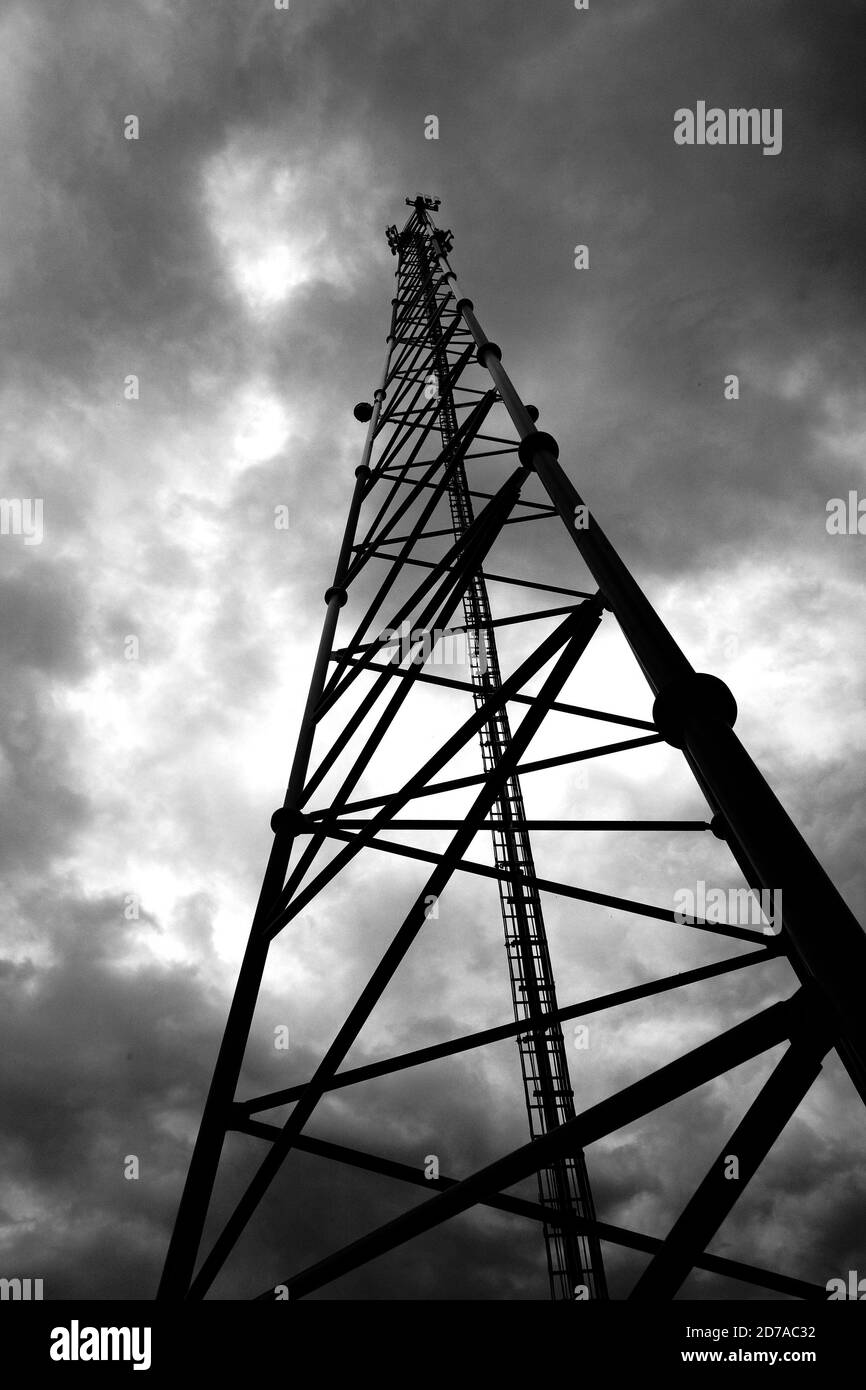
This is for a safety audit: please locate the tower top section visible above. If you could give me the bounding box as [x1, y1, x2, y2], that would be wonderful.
[386, 194, 446, 256]
[405, 193, 441, 211]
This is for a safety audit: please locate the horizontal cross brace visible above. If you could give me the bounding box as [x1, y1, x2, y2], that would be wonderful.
[359, 549, 594, 600]
[333, 604, 577, 659]
[313, 734, 663, 817]
[236, 948, 778, 1114]
[327, 651, 657, 732]
[383, 399, 481, 424]
[353, 508, 557, 550]
[324, 819, 710, 831]
[380, 472, 553, 512]
[378, 446, 519, 471]
[240, 1127, 823, 1301]
[308, 821, 772, 945]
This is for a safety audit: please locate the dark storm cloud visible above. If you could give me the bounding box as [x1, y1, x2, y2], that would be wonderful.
[0, 870, 563, 1299]
[0, 0, 863, 1304]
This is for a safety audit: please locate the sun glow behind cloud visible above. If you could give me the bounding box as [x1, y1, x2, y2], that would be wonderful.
[231, 383, 291, 465]
[202, 139, 374, 313]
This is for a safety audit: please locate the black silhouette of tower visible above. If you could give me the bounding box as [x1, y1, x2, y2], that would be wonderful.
[159, 195, 866, 1303]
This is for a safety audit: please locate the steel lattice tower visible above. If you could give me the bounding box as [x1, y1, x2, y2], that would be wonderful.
[159, 195, 866, 1303]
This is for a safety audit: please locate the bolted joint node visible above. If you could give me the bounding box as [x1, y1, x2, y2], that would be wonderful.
[324, 586, 348, 607]
[455, 295, 473, 311]
[517, 430, 560, 468]
[526, 404, 540, 421]
[353, 402, 373, 422]
[652, 673, 738, 749]
[354, 464, 371, 480]
[477, 341, 502, 367]
[270, 805, 312, 836]
[709, 812, 730, 841]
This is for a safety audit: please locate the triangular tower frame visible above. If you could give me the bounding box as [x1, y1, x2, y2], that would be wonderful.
[159, 195, 866, 1302]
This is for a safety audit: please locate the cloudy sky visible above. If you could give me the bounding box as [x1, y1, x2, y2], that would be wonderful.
[1, 0, 864, 1302]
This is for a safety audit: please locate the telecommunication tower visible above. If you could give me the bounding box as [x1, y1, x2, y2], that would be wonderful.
[159, 195, 866, 1302]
